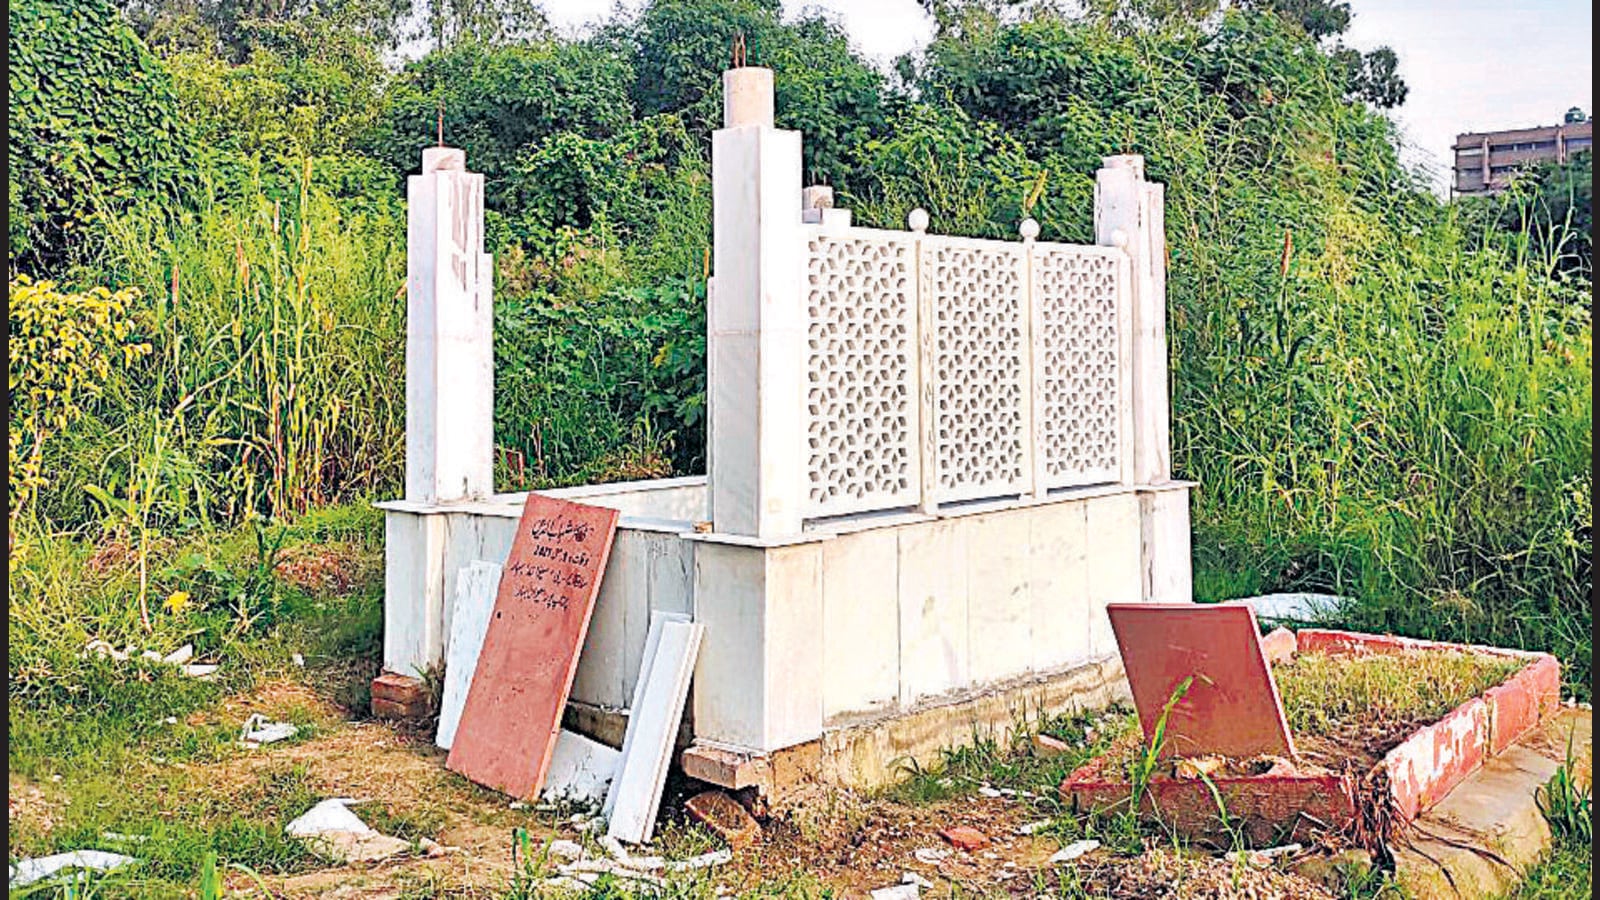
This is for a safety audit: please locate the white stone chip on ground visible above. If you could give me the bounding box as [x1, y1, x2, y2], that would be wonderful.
[902, 871, 935, 888]
[978, 786, 1004, 798]
[239, 713, 298, 747]
[913, 847, 951, 864]
[286, 799, 372, 836]
[542, 730, 621, 807]
[1016, 820, 1052, 835]
[1048, 839, 1101, 863]
[10, 850, 138, 887]
[545, 839, 585, 861]
[870, 883, 920, 900]
[666, 849, 733, 872]
[284, 798, 409, 863]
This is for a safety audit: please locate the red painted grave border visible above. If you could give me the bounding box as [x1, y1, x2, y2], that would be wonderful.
[1062, 628, 1562, 844]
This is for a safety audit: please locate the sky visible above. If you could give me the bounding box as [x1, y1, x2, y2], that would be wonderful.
[537, 0, 1593, 195]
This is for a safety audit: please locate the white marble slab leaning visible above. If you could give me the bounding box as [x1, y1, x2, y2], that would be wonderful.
[435, 560, 503, 751]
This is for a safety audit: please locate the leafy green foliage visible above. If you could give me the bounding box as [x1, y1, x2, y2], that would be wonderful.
[368, 38, 636, 212]
[8, 0, 195, 270]
[164, 30, 390, 162]
[494, 280, 707, 483]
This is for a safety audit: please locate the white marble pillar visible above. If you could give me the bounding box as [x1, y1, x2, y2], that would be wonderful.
[708, 68, 805, 538]
[406, 146, 494, 504]
[1094, 154, 1170, 486]
[1095, 155, 1191, 602]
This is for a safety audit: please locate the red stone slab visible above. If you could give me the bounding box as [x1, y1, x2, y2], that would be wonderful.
[445, 493, 619, 798]
[1061, 751, 1356, 848]
[1106, 602, 1295, 760]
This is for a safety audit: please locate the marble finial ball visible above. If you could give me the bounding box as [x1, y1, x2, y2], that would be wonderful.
[907, 208, 929, 233]
[1019, 217, 1040, 240]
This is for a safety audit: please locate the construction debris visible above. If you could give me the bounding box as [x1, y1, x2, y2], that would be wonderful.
[605, 616, 702, 844]
[1016, 820, 1052, 835]
[913, 847, 951, 864]
[84, 641, 216, 678]
[541, 729, 620, 807]
[870, 884, 920, 900]
[1174, 756, 1225, 779]
[1032, 733, 1071, 757]
[284, 799, 409, 863]
[9, 850, 137, 888]
[544, 839, 585, 862]
[239, 713, 298, 748]
[1232, 843, 1303, 869]
[938, 826, 989, 851]
[667, 849, 733, 872]
[1048, 839, 1101, 863]
[684, 789, 760, 849]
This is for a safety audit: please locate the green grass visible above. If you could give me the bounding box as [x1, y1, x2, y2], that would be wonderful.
[1276, 649, 1525, 740]
[1509, 842, 1594, 900]
[7, 503, 385, 896]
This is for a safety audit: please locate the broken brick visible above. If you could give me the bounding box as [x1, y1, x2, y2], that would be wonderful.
[1260, 627, 1297, 665]
[1032, 733, 1071, 758]
[684, 790, 760, 850]
[939, 826, 990, 851]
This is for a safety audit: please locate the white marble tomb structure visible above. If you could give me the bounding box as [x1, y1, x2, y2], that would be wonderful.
[375, 65, 1194, 792]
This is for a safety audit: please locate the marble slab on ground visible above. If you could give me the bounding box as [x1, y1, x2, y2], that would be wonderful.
[1106, 602, 1295, 759]
[447, 493, 620, 798]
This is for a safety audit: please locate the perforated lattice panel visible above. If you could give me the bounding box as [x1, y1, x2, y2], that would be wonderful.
[1034, 246, 1124, 486]
[803, 232, 919, 515]
[924, 239, 1028, 502]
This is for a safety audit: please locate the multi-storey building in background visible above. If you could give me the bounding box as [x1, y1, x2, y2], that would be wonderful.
[1453, 107, 1592, 196]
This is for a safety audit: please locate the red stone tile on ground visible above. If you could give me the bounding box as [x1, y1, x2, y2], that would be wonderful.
[939, 826, 990, 851]
[1107, 602, 1295, 760]
[445, 493, 619, 799]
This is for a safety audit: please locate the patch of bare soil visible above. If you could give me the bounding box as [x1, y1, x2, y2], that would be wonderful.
[275, 542, 379, 596]
[8, 777, 62, 841]
[198, 680, 1337, 898]
[1061, 847, 1334, 899]
[680, 779, 1334, 898]
[185, 682, 548, 898]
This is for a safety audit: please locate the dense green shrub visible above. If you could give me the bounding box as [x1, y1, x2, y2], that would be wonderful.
[8, 0, 194, 271]
[366, 38, 637, 211]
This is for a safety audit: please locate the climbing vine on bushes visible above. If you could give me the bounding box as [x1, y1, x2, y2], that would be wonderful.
[8, 0, 194, 271]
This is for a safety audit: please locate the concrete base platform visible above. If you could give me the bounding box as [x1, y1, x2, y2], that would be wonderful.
[683, 656, 1130, 796]
[1395, 706, 1591, 899]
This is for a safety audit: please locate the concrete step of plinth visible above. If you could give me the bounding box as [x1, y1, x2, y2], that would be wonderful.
[1394, 706, 1591, 899]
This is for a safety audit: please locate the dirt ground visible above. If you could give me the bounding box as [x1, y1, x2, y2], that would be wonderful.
[139, 680, 1343, 899]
